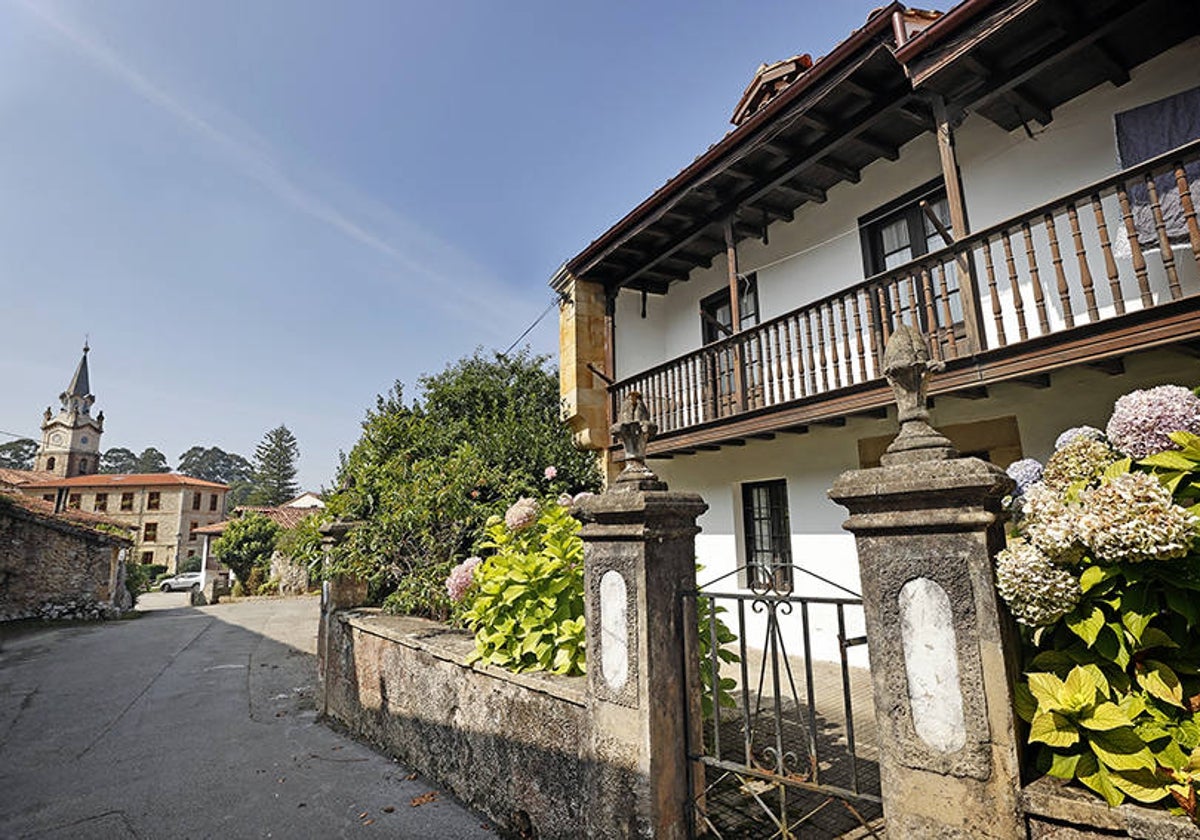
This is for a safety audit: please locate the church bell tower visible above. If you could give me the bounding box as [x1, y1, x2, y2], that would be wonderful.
[35, 342, 104, 477]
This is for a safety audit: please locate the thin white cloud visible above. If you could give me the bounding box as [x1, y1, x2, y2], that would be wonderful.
[12, 0, 539, 337]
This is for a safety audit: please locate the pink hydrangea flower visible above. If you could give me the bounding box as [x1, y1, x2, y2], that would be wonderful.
[505, 497, 539, 532]
[544, 465, 558, 480]
[1106, 385, 1200, 459]
[446, 556, 481, 603]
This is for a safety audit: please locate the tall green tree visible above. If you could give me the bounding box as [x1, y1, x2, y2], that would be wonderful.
[0, 439, 37, 470]
[133, 447, 170, 473]
[177, 446, 253, 484]
[211, 512, 280, 585]
[326, 349, 601, 597]
[100, 447, 138, 473]
[250, 425, 300, 505]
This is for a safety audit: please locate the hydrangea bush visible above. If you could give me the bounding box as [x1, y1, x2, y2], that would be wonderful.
[464, 499, 587, 675]
[455, 495, 740, 716]
[995, 385, 1200, 817]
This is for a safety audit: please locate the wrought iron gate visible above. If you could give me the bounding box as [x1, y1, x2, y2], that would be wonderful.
[682, 565, 882, 838]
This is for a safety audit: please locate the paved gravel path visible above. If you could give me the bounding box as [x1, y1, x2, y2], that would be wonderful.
[0, 593, 495, 840]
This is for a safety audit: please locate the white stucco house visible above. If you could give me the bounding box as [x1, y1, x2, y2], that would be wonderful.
[553, 0, 1200, 662]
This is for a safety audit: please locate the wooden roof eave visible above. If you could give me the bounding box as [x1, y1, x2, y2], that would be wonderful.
[576, 46, 923, 294]
[564, 2, 908, 287]
[905, 0, 1200, 131]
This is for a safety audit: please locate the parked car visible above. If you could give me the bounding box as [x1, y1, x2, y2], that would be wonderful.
[160, 572, 202, 592]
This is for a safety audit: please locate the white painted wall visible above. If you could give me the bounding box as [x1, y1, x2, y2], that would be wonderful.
[655, 348, 1194, 663]
[608, 37, 1200, 662]
[614, 37, 1200, 379]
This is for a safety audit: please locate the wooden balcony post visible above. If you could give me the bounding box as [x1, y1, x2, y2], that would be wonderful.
[724, 219, 748, 412]
[933, 95, 986, 355]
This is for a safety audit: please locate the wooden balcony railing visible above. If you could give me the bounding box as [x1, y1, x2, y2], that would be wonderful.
[612, 138, 1200, 438]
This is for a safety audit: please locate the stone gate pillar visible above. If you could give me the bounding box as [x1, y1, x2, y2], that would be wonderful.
[577, 392, 707, 839]
[828, 326, 1024, 839]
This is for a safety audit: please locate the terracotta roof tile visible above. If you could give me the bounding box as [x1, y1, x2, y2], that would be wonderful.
[193, 505, 318, 537]
[20, 473, 228, 490]
[0, 490, 135, 537]
[0, 468, 59, 487]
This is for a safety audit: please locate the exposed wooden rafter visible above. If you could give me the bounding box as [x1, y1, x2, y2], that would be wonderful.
[601, 87, 915, 289]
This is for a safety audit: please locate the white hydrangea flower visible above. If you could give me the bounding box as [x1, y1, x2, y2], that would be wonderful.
[1078, 472, 1197, 564]
[1022, 482, 1087, 565]
[994, 539, 1082, 626]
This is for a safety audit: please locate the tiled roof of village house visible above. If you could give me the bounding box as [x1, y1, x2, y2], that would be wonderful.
[0, 490, 135, 537]
[0, 468, 59, 487]
[193, 505, 316, 536]
[20, 473, 229, 490]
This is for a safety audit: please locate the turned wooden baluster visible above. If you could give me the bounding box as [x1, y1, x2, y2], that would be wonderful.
[918, 265, 942, 362]
[1043, 211, 1075, 329]
[1116, 181, 1153, 308]
[851, 292, 867, 383]
[1021, 221, 1051, 334]
[836, 297, 852, 387]
[1091, 193, 1125, 316]
[876, 284, 893, 346]
[755, 327, 768, 408]
[814, 306, 829, 392]
[1145, 172, 1182, 300]
[1001, 230, 1029, 341]
[803, 310, 817, 398]
[1175, 161, 1200, 276]
[935, 262, 958, 356]
[670, 364, 681, 431]
[867, 285, 884, 376]
[771, 322, 785, 406]
[1066, 203, 1099, 322]
[781, 316, 796, 401]
[980, 237, 1006, 345]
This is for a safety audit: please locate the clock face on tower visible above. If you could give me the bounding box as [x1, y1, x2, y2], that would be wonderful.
[50, 432, 65, 446]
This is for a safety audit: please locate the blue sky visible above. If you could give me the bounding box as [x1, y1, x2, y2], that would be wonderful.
[1, 0, 885, 490]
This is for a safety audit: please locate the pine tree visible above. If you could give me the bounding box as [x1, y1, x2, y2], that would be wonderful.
[249, 425, 300, 505]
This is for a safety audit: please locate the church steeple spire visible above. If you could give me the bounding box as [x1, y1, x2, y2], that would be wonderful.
[63, 340, 92, 405]
[36, 340, 103, 477]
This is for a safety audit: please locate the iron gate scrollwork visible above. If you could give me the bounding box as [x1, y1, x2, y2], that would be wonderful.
[682, 564, 882, 839]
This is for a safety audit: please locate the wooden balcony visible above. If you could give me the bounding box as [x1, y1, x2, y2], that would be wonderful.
[611, 139, 1200, 454]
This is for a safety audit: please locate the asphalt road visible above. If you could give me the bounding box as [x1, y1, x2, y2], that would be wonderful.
[0, 593, 496, 840]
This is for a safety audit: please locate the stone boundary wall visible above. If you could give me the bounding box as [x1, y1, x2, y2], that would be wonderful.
[0, 497, 129, 621]
[321, 610, 590, 838]
[1022, 777, 1200, 839]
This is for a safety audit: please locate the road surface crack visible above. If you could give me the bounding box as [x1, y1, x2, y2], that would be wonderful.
[75, 619, 215, 759]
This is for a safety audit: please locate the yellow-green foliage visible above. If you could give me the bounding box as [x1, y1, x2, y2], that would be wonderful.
[464, 502, 586, 676]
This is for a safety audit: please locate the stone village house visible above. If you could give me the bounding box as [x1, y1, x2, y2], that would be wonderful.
[554, 0, 1200, 663]
[0, 490, 133, 621]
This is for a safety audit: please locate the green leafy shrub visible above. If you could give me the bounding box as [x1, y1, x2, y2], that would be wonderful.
[697, 594, 740, 719]
[997, 386, 1200, 817]
[178, 556, 201, 574]
[245, 566, 266, 596]
[258, 576, 280, 596]
[212, 513, 279, 586]
[460, 499, 741, 715]
[231, 579, 245, 598]
[321, 349, 602, 610]
[124, 563, 149, 604]
[381, 560, 455, 621]
[464, 500, 586, 675]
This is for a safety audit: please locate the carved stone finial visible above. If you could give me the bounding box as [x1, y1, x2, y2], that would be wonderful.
[610, 392, 667, 491]
[880, 325, 957, 465]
